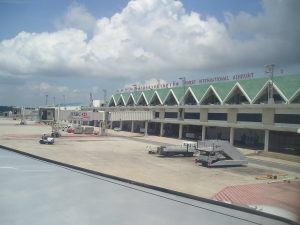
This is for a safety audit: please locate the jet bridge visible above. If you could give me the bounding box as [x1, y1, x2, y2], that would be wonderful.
[196, 140, 248, 167]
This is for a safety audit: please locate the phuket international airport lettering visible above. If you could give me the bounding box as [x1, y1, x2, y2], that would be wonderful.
[117, 72, 254, 93]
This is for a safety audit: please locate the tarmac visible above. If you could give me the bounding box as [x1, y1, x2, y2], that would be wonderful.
[0, 118, 299, 222]
[0, 148, 290, 225]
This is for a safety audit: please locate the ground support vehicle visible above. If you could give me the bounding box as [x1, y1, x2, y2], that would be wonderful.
[195, 140, 248, 167]
[39, 134, 54, 145]
[156, 142, 196, 157]
[47, 122, 61, 137]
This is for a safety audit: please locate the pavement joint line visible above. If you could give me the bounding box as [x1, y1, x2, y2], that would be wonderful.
[0, 144, 296, 225]
[54, 165, 262, 225]
[248, 158, 300, 174]
[115, 135, 300, 173]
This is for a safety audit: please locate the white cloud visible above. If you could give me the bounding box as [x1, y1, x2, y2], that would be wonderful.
[21, 82, 70, 93]
[17, 82, 90, 103]
[0, 0, 299, 82]
[55, 2, 97, 33]
[224, 0, 300, 67]
[0, 29, 88, 76]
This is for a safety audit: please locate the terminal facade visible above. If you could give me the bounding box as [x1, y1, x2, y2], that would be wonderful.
[106, 74, 300, 154]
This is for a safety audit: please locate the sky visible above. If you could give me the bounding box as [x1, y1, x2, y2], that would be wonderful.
[0, 0, 299, 106]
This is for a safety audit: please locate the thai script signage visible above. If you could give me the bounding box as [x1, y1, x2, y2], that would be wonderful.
[117, 81, 180, 93]
[116, 72, 254, 93]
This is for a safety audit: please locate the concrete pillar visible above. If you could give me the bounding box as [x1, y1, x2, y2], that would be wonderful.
[178, 124, 183, 139]
[131, 121, 134, 132]
[102, 125, 106, 136]
[202, 125, 206, 141]
[144, 121, 148, 136]
[264, 130, 269, 152]
[227, 109, 237, 124]
[120, 120, 123, 130]
[159, 109, 165, 119]
[100, 122, 106, 136]
[230, 127, 234, 145]
[160, 123, 164, 136]
[178, 108, 184, 120]
[200, 109, 208, 122]
[262, 108, 275, 125]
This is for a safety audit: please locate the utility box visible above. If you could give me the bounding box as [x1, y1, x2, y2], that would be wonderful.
[74, 126, 83, 134]
[83, 126, 94, 134]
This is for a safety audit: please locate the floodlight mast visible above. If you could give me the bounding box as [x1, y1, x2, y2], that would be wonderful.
[102, 89, 107, 107]
[63, 95, 66, 110]
[178, 76, 186, 105]
[265, 64, 275, 104]
[45, 94, 48, 105]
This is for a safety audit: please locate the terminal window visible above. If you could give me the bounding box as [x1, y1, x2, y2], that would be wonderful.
[208, 113, 227, 121]
[237, 113, 262, 122]
[164, 112, 178, 119]
[184, 112, 200, 119]
[274, 114, 300, 124]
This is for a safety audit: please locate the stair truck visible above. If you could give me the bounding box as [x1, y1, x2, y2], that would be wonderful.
[195, 140, 248, 167]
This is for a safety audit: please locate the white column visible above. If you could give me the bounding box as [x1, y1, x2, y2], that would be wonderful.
[100, 122, 106, 136]
[160, 123, 164, 136]
[178, 124, 183, 139]
[145, 121, 148, 136]
[230, 127, 234, 145]
[131, 121, 134, 132]
[264, 130, 269, 152]
[202, 125, 206, 141]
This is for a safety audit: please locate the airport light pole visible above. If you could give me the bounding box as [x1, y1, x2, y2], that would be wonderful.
[45, 94, 48, 105]
[178, 76, 186, 123]
[132, 84, 137, 106]
[63, 95, 66, 110]
[178, 76, 186, 105]
[264, 64, 275, 104]
[103, 89, 107, 107]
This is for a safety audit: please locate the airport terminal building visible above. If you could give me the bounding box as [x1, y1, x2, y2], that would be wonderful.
[106, 74, 300, 154]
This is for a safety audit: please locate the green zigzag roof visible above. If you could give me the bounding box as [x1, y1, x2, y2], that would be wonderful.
[109, 74, 300, 106]
[273, 74, 300, 100]
[156, 88, 170, 103]
[142, 90, 155, 103]
[121, 93, 131, 104]
[171, 86, 185, 103]
[132, 92, 142, 103]
[190, 84, 210, 102]
[238, 77, 268, 100]
[113, 93, 121, 104]
[212, 81, 236, 101]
